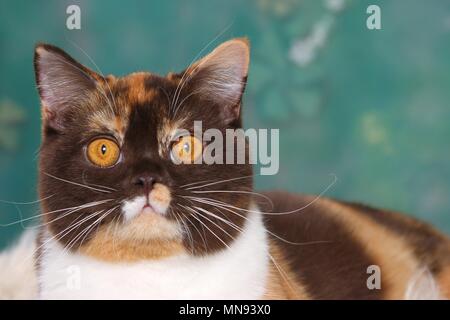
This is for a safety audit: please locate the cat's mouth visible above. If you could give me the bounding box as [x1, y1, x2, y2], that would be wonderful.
[122, 183, 172, 221]
[141, 186, 166, 216]
[141, 203, 156, 215]
[115, 183, 181, 241]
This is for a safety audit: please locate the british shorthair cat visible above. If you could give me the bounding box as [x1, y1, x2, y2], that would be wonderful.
[1, 38, 449, 299]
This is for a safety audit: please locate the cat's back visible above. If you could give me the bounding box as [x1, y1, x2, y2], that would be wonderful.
[260, 191, 450, 299]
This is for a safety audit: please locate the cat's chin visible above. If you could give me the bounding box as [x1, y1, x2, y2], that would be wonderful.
[77, 213, 185, 262]
[77, 204, 184, 262]
[118, 208, 182, 241]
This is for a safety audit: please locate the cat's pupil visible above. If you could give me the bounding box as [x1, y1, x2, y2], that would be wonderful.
[101, 145, 107, 155]
[183, 142, 190, 153]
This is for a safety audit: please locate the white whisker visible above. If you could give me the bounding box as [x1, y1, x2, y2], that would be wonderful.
[181, 205, 231, 250]
[184, 174, 256, 190]
[184, 173, 338, 216]
[43, 172, 112, 193]
[0, 194, 54, 206]
[184, 197, 332, 246]
[30, 209, 104, 263]
[0, 199, 112, 227]
[190, 189, 274, 208]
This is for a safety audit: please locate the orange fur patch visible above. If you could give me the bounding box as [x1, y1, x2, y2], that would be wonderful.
[122, 72, 157, 105]
[438, 265, 450, 298]
[150, 183, 171, 209]
[80, 220, 184, 262]
[263, 242, 310, 299]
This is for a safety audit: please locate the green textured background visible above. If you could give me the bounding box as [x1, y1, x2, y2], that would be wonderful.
[1, 0, 449, 249]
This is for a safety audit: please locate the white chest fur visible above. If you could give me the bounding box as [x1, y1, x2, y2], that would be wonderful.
[38, 211, 269, 299]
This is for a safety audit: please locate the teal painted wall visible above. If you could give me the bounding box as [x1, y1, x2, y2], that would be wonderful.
[1, 0, 449, 249]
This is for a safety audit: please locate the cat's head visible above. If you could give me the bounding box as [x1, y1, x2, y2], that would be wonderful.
[34, 39, 253, 259]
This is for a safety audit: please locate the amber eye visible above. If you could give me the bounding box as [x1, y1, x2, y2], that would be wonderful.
[86, 138, 120, 168]
[170, 135, 202, 164]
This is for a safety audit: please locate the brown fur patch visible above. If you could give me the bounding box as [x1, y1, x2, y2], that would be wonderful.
[261, 192, 450, 299]
[262, 192, 383, 299]
[325, 199, 421, 299]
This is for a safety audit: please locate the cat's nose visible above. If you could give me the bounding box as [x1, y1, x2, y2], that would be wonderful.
[132, 175, 158, 192]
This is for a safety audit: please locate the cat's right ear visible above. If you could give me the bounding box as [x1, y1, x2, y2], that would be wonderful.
[34, 43, 101, 131]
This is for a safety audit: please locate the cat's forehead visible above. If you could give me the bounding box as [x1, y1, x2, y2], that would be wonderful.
[110, 71, 180, 112]
[114, 72, 174, 105]
[85, 71, 184, 142]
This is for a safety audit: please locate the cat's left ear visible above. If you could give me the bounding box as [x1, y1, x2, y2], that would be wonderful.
[34, 43, 102, 131]
[184, 38, 250, 124]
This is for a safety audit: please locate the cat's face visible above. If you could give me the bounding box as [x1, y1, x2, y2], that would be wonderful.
[34, 39, 252, 258]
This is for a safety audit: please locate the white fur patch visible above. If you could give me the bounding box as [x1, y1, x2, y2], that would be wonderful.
[404, 267, 443, 300]
[38, 209, 269, 299]
[122, 195, 147, 221]
[0, 230, 38, 299]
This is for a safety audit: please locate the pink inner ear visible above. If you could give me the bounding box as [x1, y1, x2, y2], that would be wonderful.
[35, 45, 99, 128]
[189, 39, 250, 108]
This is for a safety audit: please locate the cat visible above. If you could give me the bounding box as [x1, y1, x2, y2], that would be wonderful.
[0, 38, 449, 299]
